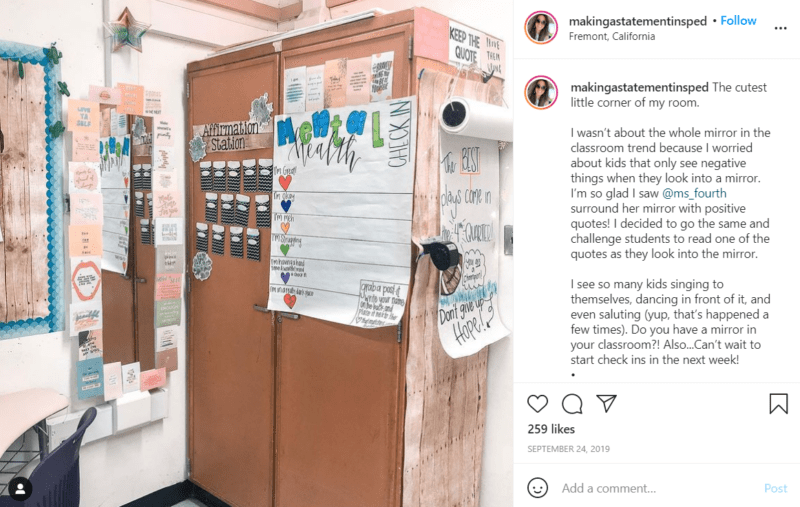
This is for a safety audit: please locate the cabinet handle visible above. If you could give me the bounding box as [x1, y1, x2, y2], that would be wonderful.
[135, 277, 146, 283]
[120, 273, 132, 280]
[253, 305, 270, 313]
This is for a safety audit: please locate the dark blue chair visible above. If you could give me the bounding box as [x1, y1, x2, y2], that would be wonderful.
[0, 407, 96, 507]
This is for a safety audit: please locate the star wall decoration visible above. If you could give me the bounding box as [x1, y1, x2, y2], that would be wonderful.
[104, 8, 150, 53]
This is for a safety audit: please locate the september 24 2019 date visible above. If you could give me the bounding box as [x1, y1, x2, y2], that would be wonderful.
[527, 424, 611, 453]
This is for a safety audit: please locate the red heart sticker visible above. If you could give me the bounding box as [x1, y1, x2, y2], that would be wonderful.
[284, 293, 297, 309]
[279, 175, 292, 191]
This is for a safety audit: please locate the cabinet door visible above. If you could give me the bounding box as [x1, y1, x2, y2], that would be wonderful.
[188, 53, 279, 507]
[276, 24, 411, 507]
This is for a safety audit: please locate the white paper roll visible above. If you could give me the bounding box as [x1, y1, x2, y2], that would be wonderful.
[439, 96, 512, 142]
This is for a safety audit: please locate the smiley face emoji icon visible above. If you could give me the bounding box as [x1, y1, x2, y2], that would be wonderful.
[527, 477, 548, 498]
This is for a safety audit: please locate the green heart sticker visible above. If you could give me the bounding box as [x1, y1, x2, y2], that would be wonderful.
[280, 244, 290, 256]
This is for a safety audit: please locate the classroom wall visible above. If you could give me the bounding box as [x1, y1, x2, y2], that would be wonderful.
[0, 2, 205, 506]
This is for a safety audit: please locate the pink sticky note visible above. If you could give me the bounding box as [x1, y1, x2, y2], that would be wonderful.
[68, 99, 100, 133]
[324, 58, 347, 109]
[155, 274, 182, 301]
[103, 362, 123, 401]
[71, 194, 103, 226]
[69, 225, 102, 257]
[69, 162, 101, 193]
[140, 368, 167, 391]
[345, 56, 371, 106]
[153, 190, 180, 218]
[73, 132, 100, 162]
[117, 83, 145, 115]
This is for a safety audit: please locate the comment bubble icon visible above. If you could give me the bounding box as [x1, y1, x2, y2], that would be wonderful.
[562, 393, 583, 414]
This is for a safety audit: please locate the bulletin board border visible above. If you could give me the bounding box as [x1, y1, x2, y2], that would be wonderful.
[0, 39, 65, 339]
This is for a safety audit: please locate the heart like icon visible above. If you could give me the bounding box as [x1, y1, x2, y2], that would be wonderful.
[527, 395, 548, 413]
[280, 244, 290, 256]
[281, 222, 290, 234]
[281, 272, 290, 284]
[281, 200, 291, 212]
[279, 175, 292, 190]
[284, 293, 297, 309]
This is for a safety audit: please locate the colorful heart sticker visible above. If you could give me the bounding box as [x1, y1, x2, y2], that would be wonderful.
[280, 244, 290, 256]
[284, 293, 297, 309]
[281, 200, 291, 212]
[279, 175, 292, 190]
[281, 272, 290, 284]
[281, 223, 290, 234]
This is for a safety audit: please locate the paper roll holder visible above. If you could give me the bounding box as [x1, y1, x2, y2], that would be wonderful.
[420, 237, 460, 271]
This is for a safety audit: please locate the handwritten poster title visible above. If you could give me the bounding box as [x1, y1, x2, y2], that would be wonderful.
[276, 99, 412, 173]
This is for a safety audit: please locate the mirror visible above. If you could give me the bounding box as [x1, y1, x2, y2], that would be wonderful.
[101, 113, 155, 370]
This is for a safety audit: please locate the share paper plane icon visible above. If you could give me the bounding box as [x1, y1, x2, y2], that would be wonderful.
[597, 395, 617, 413]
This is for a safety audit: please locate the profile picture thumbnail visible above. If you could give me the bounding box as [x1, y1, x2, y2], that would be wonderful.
[526, 76, 557, 109]
[526, 11, 557, 44]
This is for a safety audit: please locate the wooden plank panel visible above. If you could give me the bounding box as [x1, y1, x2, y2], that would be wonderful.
[24, 63, 49, 318]
[403, 69, 498, 507]
[2, 59, 33, 321]
[0, 60, 9, 322]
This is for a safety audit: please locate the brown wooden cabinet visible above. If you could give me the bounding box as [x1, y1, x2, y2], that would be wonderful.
[187, 52, 280, 507]
[187, 9, 498, 507]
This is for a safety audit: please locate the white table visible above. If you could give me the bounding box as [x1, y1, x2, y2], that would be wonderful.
[0, 388, 69, 458]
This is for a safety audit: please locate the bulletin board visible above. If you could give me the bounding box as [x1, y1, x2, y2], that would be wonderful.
[0, 40, 65, 339]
